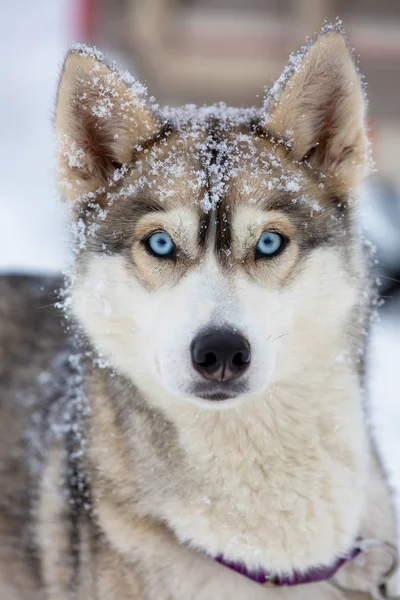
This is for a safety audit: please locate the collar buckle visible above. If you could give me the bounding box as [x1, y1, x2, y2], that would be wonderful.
[359, 540, 399, 600]
[336, 539, 400, 600]
[263, 580, 278, 588]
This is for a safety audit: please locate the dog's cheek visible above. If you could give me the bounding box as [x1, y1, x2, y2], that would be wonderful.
[70, 254, 154, 373]
[273, 249, 359, 381]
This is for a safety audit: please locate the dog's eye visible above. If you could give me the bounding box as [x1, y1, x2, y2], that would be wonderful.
[146, 231, 175, 257]
[256, 232, 284, 257]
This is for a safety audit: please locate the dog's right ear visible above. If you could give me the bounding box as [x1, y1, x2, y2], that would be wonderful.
[265, 32, 368, 192]
[56, 48, 159, 202]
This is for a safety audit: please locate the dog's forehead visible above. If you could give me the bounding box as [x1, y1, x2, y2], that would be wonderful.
[118, 114, 347, 262]
[124, 115, 304, 216]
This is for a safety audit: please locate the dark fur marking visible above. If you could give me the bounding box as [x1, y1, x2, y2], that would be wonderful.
[66, 442, 81, 593]
[201, 121, 233, 264]
[199, 210, 211, 249]
[88, 195, 167, 254]
[215, 201, 232, 262]
[64, 350, 91, 594]
[263, 194, 353, 252]
[130, 120, 174, 163]
[248, 117, 267, 139]
[71, 84, 119, 183]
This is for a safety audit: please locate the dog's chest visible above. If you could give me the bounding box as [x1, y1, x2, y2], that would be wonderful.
[156, 396, 367, 574]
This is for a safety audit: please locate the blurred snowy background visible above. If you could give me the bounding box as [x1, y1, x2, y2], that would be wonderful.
[0, 0, 399, 527]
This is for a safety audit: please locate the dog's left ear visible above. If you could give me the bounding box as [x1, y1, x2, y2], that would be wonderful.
[56, 48, 159, 203]
[266, 32, 368, 191]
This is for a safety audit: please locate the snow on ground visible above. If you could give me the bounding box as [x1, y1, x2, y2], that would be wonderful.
[0, 0, 399, 543]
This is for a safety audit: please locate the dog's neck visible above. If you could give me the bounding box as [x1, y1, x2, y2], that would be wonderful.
[87, 343, 368, 575]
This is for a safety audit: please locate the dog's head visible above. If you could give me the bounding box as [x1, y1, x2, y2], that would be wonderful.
[56, 33, 368, 409]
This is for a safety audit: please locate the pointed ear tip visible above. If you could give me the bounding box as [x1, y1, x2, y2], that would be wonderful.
[315, 30, 350, 54]
[61, 45, 107, 78]
[56, 48, 103, 128]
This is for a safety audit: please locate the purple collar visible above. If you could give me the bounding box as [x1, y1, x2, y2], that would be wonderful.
[215, 544, 361, 587]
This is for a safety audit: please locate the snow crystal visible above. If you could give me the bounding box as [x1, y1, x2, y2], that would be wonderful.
[285, 180, 301, 193]
[91, 101, 113, 118]
[71, 42, 105, 62]
[59, 134, 85, 169]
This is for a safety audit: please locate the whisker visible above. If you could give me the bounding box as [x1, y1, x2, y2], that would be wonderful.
[379, 275, 400, 284]
[270, 331, 315, 343]
[35, 301, 61, 309]
[271, 332, 291, 342]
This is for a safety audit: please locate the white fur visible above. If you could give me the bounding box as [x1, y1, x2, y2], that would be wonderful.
[72, 252, 284, 406]
[71, 242, 367, 573]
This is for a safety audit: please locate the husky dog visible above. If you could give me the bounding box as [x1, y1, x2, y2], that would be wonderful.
[0, 29, 398, 600]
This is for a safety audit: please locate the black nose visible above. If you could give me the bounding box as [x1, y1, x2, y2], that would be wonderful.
[191, 330, 251, 383]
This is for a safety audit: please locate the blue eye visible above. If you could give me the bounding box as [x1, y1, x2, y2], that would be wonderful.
[147, 231, 175, 257]
[256, 231, 284, 257]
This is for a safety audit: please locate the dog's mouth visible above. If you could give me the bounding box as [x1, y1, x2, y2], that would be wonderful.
[198, 392, 235, 401]
[189, 381, 249, 401]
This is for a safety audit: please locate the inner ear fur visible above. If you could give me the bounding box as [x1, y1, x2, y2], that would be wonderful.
[56, 48, 159, 202]
[265, 32, 368, 192]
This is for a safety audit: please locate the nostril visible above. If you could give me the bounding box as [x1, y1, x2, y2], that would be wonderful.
[231, 350, 250, 369]
[200, 352, 219, 372]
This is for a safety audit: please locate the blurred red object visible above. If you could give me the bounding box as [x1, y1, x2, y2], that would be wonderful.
[70, 0, 97, 43]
